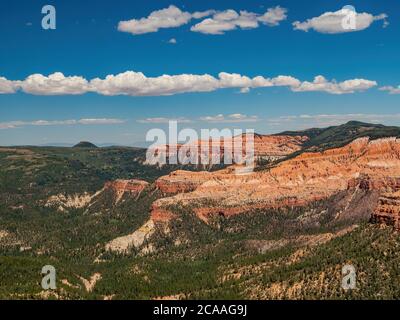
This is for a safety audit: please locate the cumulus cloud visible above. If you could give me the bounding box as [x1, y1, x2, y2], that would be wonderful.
[0, 118, 126, 130]
[118, 5, 215, 35]
[88, 71, 307, 96]
[379, 86, 400, 94]
[291, 76, 377, 94]
[89, 71, 220, 96]
[168, 38, 177, 44]
[258, 6, 288, 26]
[137, 117, 192, 124]
[293, 7, 388, 34]
[191, 6, 287, 34]
[0, 71, 378, 96]
[271, 75, 301, 87]
[117, 5, 287, 36]
[20, 72, 89, 95]
[118, 5, 192, 35]
[200, 113, 260, 123]
[0, 76, 19, 94]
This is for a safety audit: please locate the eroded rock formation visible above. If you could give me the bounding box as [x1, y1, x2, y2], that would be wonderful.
[146, 134, 308, 166]
[104, 179, 149, 203]
[152, 137, 400, 223]
[105, 219, 155, 253]
[372, 191, 400, 229]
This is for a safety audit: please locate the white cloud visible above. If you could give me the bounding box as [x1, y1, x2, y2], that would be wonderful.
[293, 7, 388, 34]
[90, 71, 220, 96]
[191, 16, 238, 35]
[0, 77, 19, 94]
[258, 6, 288, 26]
[20, 72, 89, 95]
[77, 118, 126, 125]
[271, 75, 301, 87]
[168, 38, 177, 44]
[0, 121, 25, 129]
[137, 117, 192, 124]
[191, 6, 287, 35]
[0, 118, 126, 130]
[118, 5, 286, 36]
[0, 71, 378, 96]
[291, 76, 377, 94]
[200, 113, 260, 123]
[192, 10, 217, 19]
[89, 71, 302, 96]
[118, 5, 193, 35]
[118, 6, 216, 35]
[379, 86, 400, 94]
[199, 114, 225, 122]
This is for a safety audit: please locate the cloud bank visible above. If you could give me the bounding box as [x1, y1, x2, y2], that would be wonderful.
[0, 71, 378, 97]
[200, 113, 260, 123]
[138, 114, 259, 124]
[0, 118, 126, 130]
[137, 117, 192, 124]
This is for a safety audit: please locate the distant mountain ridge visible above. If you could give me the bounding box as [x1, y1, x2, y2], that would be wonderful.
[277, 121, 400, 151]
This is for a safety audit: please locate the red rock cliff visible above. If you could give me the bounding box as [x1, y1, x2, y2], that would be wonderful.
[372, 191, 400, 230]
[146, 134, 308, 166]
[151, 137, 400, 222]
[105, 179, 149, 202]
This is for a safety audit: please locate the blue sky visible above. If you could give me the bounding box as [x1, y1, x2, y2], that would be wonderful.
[0, 0, 399, 146]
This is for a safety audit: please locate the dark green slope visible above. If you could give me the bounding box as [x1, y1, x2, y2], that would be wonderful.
[278, 120, 400, 152]
[73, 141, 98, 148]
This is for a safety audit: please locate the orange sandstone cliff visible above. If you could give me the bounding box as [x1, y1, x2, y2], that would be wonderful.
[146, 134, 308, 166]
[104, 179, 149, 203]
[151, 137, 400, 224]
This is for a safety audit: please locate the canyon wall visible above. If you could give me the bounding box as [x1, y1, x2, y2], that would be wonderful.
[152, 137, 400, 223]
[372, 191, 400, 230]
[146, 134, 308, 166]
[103, 179, 149, 203]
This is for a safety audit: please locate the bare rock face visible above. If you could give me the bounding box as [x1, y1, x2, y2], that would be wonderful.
[105, 219, 155, 253]
[151, 137, 400, 223]
[349, 174, 400, 229]
[45, 179, 150, 212]
[348, 175, 400, 191]
[150, 205, 177, 222]
[104, 179, 149, 203]
[250, 134, 308, 158]
[155, 170, 208, 195]
[45, 192, 96, 212]
[372, 191, 400, 229]
[146, 134, 308, 166]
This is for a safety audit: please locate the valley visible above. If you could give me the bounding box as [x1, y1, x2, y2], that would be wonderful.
[1, 121, 400, 299]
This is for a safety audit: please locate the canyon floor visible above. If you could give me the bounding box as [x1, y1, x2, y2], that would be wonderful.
[1, 121, 400, 299]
